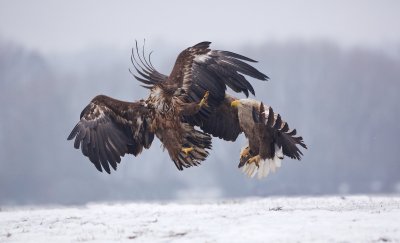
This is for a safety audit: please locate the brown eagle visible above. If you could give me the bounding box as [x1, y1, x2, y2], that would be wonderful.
[68, 41, 306, 176]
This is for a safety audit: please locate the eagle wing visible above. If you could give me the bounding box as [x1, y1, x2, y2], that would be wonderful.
[255, 104, 307, 160]
[168, 41, 268, 99]
[167, 41, 268, 123]
[129, 41, 169, 88]
[194, 95, 242, 142]
[67, 95, 154, 173]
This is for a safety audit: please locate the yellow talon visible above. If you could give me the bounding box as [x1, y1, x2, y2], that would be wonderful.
[199, 91, 209, 108]
[182, 147, 194, 155]
[246, 155, 261, 168]
[240, 146, 250, 159]
[239, 146, 252, 168]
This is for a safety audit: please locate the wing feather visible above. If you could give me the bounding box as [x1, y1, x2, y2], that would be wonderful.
[264, 106, 307, 160]
[67, 95, 154, 173]
[166, 41, 268, 128]
[190, 95, 242, 142]
[130, 41, 168, 86]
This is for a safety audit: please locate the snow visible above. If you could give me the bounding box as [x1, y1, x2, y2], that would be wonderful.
[1, 196, 399, 242]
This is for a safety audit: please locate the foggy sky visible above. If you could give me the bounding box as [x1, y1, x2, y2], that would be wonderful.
[1, 0, 400, 54]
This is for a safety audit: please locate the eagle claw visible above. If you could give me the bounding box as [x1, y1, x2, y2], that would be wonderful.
[181, 147, 194, 156]
[246, 155, 261, 168]
[199, 91, 209, 108]
[240, 146, 251, 159]
[238, 146, 252, 168]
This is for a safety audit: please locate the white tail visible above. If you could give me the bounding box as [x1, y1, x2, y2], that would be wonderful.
[241, 144, 284, 179]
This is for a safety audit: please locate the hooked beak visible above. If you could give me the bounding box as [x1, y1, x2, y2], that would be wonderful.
[231, 100, 240, 108]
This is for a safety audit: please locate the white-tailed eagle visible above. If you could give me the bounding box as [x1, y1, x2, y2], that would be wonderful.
[231, 99, 307, 178]
[68, 41, 306, 177]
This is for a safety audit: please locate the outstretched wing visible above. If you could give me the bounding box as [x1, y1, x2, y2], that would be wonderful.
[168, 41, 269, 125]
[168, 41, 268, 99]
[260, 105, 307, 160]
[67, 95, 154, 173]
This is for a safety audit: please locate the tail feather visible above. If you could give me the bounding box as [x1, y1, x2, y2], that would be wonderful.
[174, 124, 212, 170]
[241, 154, 284, 179]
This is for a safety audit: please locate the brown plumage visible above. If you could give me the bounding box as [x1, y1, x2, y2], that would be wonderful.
[68, 41, 268, 173]
[67, 95, 154, 173]
[230, 99, 307, 178]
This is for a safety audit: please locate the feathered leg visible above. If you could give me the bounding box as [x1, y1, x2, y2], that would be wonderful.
[178, 91, 209, 116]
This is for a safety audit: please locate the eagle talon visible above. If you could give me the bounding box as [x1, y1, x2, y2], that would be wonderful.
[240, 146, 250, 159]
[199, 91, 209, 108]
[181, 147, 194, 156]
[246, 155, 261, 168]
[238, 146, 252, 168]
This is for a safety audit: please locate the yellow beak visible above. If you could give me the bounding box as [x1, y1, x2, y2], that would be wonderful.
[231, 100, 240, 108]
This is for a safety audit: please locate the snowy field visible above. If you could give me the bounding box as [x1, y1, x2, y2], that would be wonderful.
[1, 196, 399, 242]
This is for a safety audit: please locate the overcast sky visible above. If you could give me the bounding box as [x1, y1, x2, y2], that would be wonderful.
[0, 0, 399, 54]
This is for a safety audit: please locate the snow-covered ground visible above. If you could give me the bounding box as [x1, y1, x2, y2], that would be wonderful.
[1, 196, 399, 242]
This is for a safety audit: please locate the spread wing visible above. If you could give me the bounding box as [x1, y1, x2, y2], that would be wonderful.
[255, 104, 307, 160]
[168, 41, 268, 99]
[168, 41, 268, 123]
[67, 95, 154, 173]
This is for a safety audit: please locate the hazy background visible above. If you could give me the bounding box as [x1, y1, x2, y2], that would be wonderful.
[0, 0, 399, 205]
